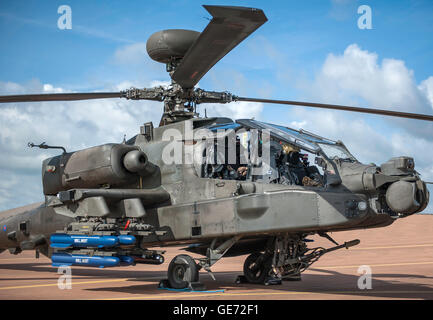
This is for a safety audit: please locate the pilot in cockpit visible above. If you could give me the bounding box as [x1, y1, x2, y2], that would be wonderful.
[277, 143, 323, 187]
[203, 136, 249, 180]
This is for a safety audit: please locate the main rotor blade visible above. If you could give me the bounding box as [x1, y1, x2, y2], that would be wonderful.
[235, 97, 433, 122]
[0, 92, 121, 103]
[171, 5, 267, 89]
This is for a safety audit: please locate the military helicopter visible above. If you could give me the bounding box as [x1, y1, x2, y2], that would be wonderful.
[0, 5, 431, 289]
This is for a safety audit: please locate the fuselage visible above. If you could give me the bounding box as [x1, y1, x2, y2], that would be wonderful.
[0, 117, 428, 258]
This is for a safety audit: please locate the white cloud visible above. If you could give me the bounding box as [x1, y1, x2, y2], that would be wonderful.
[289, 120, 307, 129]
[0, 80, 163, 210]
[292, 44, 433, 212]
[113, 42, 148, 65]
[419, 76, 433, 109]
[149, 80, 171, 88]
[42, 84, 65, 93]
[310, 44, 432, 116]
[203, 101, 263, 120]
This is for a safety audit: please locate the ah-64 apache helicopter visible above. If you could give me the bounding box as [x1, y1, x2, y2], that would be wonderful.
[0, 5, 431, 289]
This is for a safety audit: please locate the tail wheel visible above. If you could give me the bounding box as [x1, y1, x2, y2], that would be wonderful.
[243, 252, 272, 284]
[167, 254, 199, 289]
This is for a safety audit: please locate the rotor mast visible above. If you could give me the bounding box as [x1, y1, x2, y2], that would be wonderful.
[162, 63, 197, 126]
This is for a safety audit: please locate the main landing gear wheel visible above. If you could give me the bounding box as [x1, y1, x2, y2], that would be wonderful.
[167, 254, 199, 289]
[243, 252, 272, 284]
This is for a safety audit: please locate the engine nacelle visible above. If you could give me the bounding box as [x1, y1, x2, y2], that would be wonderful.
[42, 144, 153, 195]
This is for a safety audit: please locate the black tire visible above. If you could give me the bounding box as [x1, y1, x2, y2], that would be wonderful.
[167, 254, 199, 289]
[243, 252, 272, 284]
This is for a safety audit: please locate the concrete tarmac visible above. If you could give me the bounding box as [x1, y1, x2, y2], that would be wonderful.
[0, 214, 432, 300]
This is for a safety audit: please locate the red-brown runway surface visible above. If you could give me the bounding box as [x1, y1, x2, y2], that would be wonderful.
[1, 214, 432, 300]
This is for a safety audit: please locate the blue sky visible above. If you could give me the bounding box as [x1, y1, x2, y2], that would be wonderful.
[0, 0, 433, 88]
[1, 1, 432, 85]
[0, 0, 432, 212]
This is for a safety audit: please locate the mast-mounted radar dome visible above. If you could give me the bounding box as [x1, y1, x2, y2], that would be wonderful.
[146, 29, 200, 64]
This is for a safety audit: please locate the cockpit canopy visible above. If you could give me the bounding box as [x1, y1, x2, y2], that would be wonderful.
[207, 119, 356, 161]
[194, 118, 357, 186]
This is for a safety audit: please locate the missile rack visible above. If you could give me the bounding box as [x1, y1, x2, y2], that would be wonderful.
[50, 219, 166, 268]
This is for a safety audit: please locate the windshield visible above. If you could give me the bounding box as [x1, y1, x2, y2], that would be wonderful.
[207, 119, 357, 161]
[235, 119, 321, 153]
[318, 143, 356, 161]
[199, 118, 358, 185]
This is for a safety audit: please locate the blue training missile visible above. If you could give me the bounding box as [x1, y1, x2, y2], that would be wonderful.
[51, 253, 121, 268]
[50, 234, 136, 249]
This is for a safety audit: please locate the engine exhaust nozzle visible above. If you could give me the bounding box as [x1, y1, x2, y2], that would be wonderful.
[123, 150, 156, 176]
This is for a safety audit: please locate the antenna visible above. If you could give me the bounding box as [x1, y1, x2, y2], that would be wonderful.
[28, 142, 66, 154]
